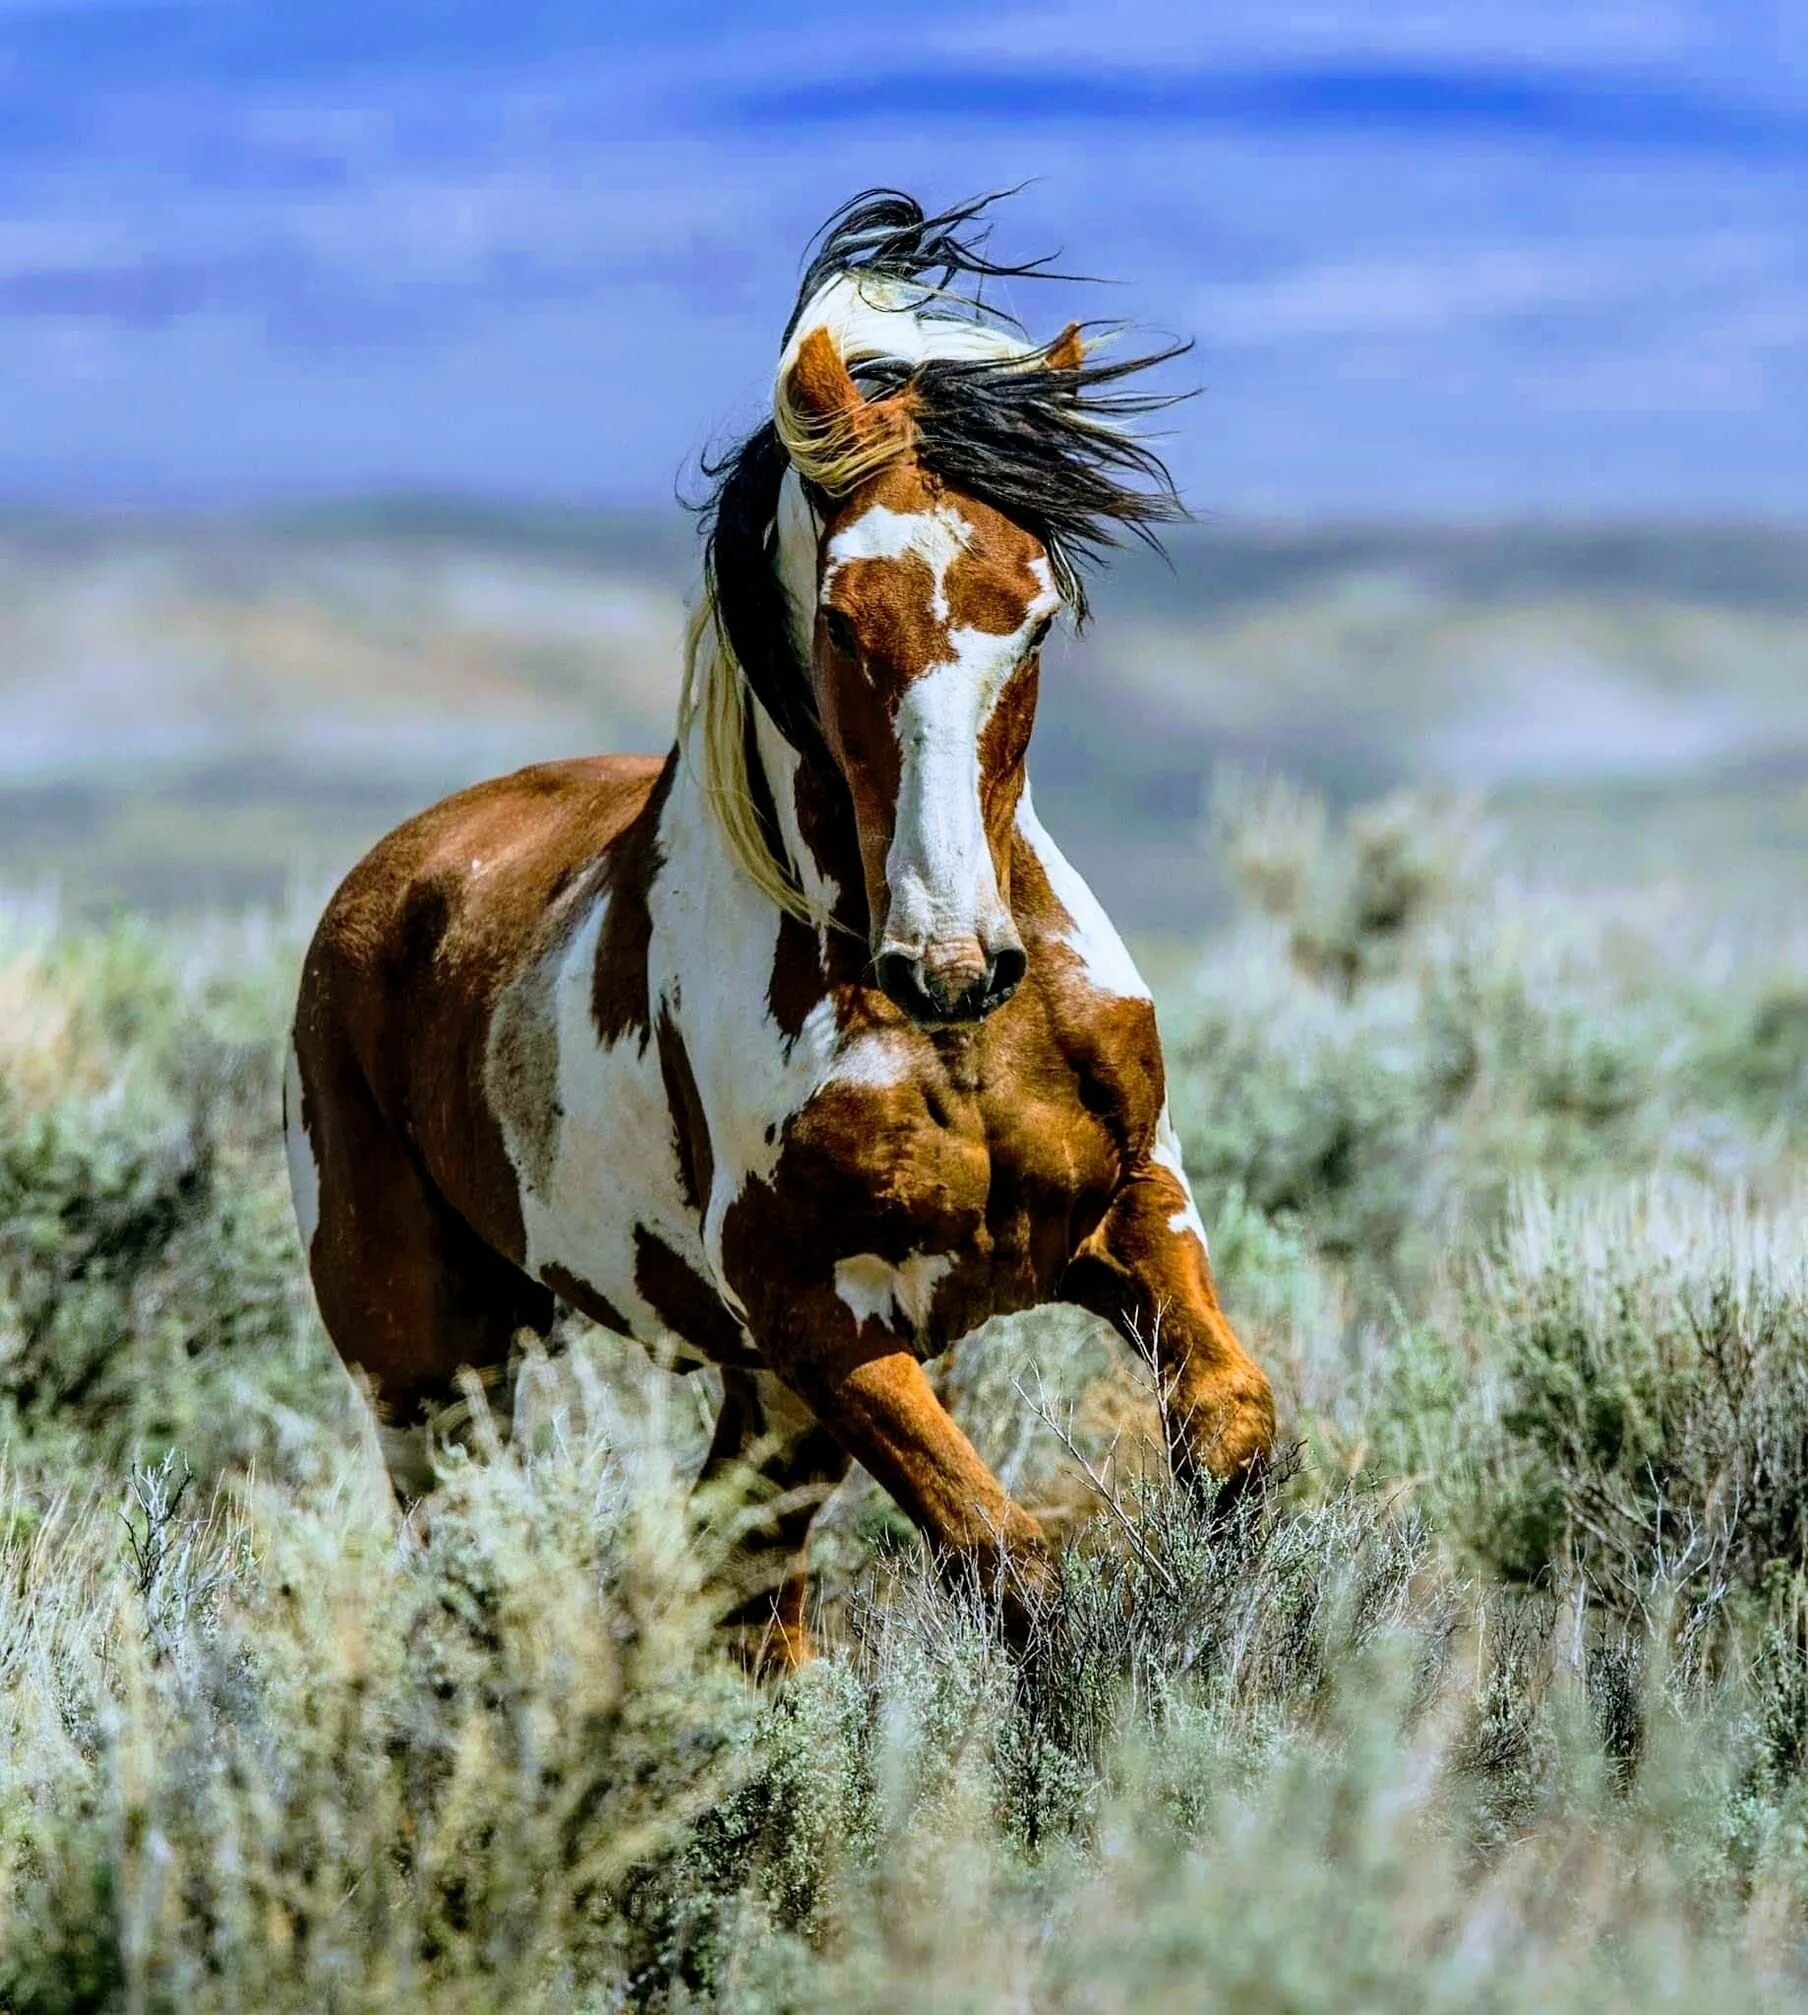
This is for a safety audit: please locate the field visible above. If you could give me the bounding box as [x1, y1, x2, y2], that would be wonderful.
[1, 516, 1806, 2008]
[6, 510, 1806, 928]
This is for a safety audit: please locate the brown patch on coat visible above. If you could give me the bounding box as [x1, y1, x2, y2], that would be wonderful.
[943, 528, 1050, 640]
[632, 1223, 755, 1366]
[298, 753, 665, 1273]
[718, 961, 1136, 1372]
[289, 997, 556, 1457]
[540, 1261, 632, 1336]
[768, 909, 825, 1044]
[590, 758, 673, 1051]
[787, 745, 870, 935]
[654, 1005, 714, 1214]
[1007, 829, 1166, 1153]
[978, 660, 1039, 878]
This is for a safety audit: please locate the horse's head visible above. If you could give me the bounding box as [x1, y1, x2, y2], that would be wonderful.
[694, 192, 1186, 1028]
[788, 326, 1082, 1022]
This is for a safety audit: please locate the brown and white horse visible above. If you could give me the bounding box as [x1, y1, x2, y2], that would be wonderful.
[286, 192, 1274, 1666]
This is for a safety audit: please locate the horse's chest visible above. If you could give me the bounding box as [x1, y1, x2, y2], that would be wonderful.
[722, 1013, 1127, 1343]
[951, 1079, 1120, 1325]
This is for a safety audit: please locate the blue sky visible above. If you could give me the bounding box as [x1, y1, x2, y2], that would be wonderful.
[3, 0, 1804, 515]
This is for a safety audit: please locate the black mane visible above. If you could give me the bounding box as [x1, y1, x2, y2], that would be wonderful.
[700, 189, 1190, 752]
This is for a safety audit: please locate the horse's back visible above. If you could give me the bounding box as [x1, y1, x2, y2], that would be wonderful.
[304, 752, 659, 1013]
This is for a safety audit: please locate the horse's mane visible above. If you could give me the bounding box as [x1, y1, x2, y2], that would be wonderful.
[682, 189, 1190, 927]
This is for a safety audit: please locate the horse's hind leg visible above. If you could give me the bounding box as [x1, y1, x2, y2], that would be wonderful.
[288, 1035, 554, 1504]
[696, 1370, 850, 1673]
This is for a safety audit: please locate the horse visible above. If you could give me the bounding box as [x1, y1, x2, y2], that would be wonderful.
[285, 190, 1275, 1668]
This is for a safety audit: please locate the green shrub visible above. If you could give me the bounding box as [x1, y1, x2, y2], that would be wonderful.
[1169, 785, 1803, 1313]
[1449, 1184, 1808, 1612]
[0, 1421, 753, 2012]
[0, 913, 347, 1488]
[2, 807, 1807, 2008]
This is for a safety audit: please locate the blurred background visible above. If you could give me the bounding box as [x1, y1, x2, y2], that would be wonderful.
[3, 0, 1804, 931]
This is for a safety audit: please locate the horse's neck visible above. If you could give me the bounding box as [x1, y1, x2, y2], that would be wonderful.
[667, 682, 864, 933]
[673, 464, 866, 931]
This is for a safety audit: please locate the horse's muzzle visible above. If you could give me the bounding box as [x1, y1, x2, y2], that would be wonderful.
[875, 941, 1026, 1025]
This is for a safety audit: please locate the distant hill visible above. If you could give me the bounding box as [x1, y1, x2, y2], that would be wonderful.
[3, 506, 1804, 929]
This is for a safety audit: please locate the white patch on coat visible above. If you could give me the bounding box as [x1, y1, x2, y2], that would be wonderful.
[282, 1040, 321, 1261]
[823, 500, 971, 619]
[882, 642, 1015, 951]
[1016, 784, 1152, 1002]
[651, 729, 882, 1311]
[834, 1250, 955, 1338]
[828, 1029, 914, 1090]
[1150, 1101, 1210, 1256]
[487, 888, 704, 1345]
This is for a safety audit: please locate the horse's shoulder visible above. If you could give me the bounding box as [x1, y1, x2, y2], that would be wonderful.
[1006, 824, 1167, 1164]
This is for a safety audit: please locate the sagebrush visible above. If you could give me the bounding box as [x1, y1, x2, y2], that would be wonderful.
[1, 790, 1805, 2011]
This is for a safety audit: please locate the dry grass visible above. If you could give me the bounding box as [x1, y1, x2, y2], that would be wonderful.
[0, 782, 1805, 2009]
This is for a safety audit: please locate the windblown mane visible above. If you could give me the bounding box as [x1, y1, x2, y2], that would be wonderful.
[680, 188, 1190, 926]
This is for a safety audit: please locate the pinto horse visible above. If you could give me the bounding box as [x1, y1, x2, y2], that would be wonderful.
[286, 191, 1274, 1665]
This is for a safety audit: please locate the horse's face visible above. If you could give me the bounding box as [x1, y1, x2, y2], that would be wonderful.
[810, 461, 1059, 1025]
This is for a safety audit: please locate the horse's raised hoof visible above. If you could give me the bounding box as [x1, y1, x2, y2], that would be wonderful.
[1167, 1369, 1277, 1502]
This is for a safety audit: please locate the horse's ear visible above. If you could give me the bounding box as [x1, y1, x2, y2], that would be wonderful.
[785, 327, 863, 428]
[1046, 321, 1086, 372]
[778, 325, 917, 491]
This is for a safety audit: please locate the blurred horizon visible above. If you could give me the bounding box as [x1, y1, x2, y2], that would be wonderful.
[5, 504, 1804, 933]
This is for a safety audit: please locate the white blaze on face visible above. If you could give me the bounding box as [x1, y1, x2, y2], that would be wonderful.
[825, 503, 1058, 954]
[283, 1040, 321, 1261]
[883, 645, 1019, 953]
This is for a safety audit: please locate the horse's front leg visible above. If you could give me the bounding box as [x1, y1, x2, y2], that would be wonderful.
[1061, 1134, 1275, 1495]
[765, 1290, 1056, 1641]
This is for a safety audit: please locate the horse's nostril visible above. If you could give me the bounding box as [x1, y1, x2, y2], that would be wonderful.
[876, 950, 935, 1018]
[878, 946, 1021, 1024]
[988, 945, 1027, 1002]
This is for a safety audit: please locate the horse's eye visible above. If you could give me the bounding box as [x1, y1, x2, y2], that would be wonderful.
[1026, 615, 1054, 655]
[821, 605, 860, 659]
